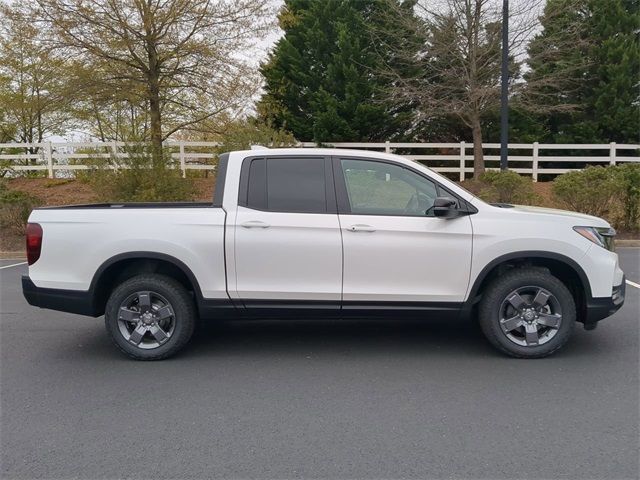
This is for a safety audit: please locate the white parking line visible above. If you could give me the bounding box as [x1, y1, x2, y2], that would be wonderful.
[0, 261, 27, 270]
[626, 279, 640, 289]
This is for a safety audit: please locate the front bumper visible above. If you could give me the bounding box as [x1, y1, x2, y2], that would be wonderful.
[583, 276, 626, 327]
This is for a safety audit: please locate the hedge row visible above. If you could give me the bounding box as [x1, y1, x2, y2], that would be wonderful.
[2, 164, 639, 236]
[478, 164, 640, 232]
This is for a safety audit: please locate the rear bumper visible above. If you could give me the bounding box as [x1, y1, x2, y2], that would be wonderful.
[22, 275, 98, 316]
[584, 276, 625, 326]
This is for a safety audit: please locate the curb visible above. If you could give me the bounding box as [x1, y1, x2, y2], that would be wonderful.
[0, 251, 25, 260]
[616, 240, 640, 247]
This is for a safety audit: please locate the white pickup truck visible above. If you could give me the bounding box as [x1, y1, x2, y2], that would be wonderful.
[23, 148, 625, 360]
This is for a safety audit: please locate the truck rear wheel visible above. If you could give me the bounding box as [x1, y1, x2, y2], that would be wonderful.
[478, 268, 576, 358]
[104, 274, 196, 360]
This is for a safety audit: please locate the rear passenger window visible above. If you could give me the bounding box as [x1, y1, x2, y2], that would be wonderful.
[242, 157, 328, 213]
[247, 158, 267, 209]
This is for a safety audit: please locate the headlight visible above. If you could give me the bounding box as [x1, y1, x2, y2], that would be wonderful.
[573, 226, 616, 251]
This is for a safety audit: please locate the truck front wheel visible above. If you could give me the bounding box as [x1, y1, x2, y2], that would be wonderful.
[104, 274, 196, 360]
[478, 268, 576, 358]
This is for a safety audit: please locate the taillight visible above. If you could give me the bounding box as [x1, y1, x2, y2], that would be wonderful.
[26, 223, 43, 265]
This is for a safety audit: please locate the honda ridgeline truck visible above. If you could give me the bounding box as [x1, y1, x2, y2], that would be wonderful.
[22, 148, 626, 360]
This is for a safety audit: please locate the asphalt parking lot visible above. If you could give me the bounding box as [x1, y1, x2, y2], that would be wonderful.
[1, 250, 638, 480]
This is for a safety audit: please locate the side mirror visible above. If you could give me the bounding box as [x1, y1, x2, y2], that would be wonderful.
[433, 196, 458, 218]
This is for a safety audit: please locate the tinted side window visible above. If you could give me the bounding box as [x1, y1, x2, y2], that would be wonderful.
[242, 157, 328, 213]
[341, 159, 438, 216]
[266, 158, 326, 213]
[247, 158, 267, 209]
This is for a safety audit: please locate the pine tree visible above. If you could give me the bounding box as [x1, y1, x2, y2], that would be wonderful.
[366, 0, 529, 178]
[524, 0, 640, 143]
[589, 0, 640, 143]
[258, 0, 417, 143]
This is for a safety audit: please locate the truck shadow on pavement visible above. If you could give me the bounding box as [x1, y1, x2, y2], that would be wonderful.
[179, 317, 608, 360]
[183, 318, 495, 360]
[68, 317, 493, 361]
[69, 315, 611, 362]
[189, 319, 490, 354]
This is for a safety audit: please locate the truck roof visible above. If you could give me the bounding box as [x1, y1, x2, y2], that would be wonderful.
[229, 147, 404, 161]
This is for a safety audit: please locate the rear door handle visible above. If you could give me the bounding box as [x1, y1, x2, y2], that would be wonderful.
[241, 220, 270, 229]
[348, 224, 376, 232]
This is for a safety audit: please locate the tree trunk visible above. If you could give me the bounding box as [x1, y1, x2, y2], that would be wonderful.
[148, 75, 163, 167]
[92, 101, 106, 142]
[147, 37, 163, 167]
[471, 116, 485, 179]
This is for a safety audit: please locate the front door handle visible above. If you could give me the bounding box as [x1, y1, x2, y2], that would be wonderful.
[348, 224, 376, 232]
[241, 220, 270, 229]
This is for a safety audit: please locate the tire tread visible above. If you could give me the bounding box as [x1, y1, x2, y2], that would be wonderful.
[104, 274, 196, 360]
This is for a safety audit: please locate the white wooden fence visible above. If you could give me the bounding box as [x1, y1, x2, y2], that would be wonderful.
[0, 141, 220, 178]
[1, 140, 639, 181]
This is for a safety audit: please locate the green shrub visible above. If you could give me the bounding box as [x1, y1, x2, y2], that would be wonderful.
[70, 149, 112, 181]
[552, 164, 640, 232]
[613, 163, 640, 232]
[213, 119, 296, 154]
[0, 159, 14, 178]
[0, 182, 42, 235]
[478, 170, 538, 204]
[86, 145, 195, 202]
[552, 166, 620, 219]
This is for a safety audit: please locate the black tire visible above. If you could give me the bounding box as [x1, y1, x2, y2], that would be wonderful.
[478, 268, 576, 358]
[105, 274, 196, 360]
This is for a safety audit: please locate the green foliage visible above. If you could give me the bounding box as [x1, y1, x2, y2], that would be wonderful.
[0, 158, 14, 178]
[0, 98, 17, 143]
[475, 166, 639, 232]
[478, 170, 539, 204]
[524, 0, 640, 144]
[259, 0, 418, 143]
[35, 0, 274, 157]
[69, 147, 112, 181]
[613, 163, 640, 232]
[214, 119, 296, 153]
[0, 181, 42, 234]
[481, 107, 548, 144]
[552, 166, 621, 219]
[0, 2, 71, 144]
[85, 146, 195, 202]
[588, 0, 640, 144]
[553, 165, 640, 231]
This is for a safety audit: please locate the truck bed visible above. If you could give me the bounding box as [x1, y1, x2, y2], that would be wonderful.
[37, 202, 215, 209]
[27, 204, 227, 297]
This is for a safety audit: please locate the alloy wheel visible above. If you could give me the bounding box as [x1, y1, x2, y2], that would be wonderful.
[117, 291, 176, 349]
[498, 286, 563, 347]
